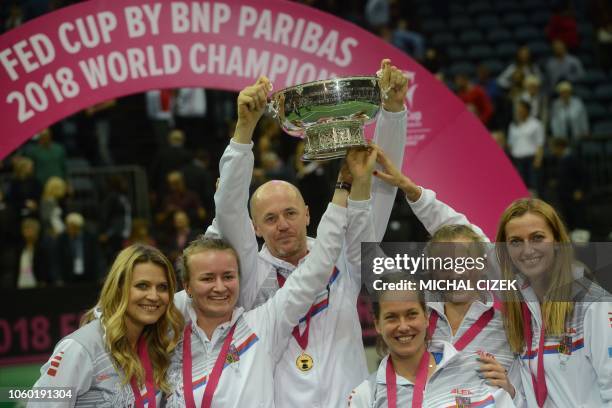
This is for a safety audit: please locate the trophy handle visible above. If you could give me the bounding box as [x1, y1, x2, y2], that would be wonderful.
[267, 99, 279, 118]
[375, 69, 390, 101]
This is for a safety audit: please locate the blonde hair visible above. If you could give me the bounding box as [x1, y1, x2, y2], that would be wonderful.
[42, 177, 67, 200]
[179, 237, 240, 284]
[81, 244, 184, 393]
[496, 198, 574, 353]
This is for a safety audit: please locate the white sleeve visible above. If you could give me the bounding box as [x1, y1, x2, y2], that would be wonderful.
[584, 300, 612, 404]
[203, 217, 220, 239]
[343, 198, 374, 292]
[347, 380, 373, 408]
[491, 387, 518, 408]
[406, 187, 490, 242]
[249, 203, 347, 351]
[534, 122, 545, 147]
[213, 140, 262, 310]
[371, 107, 407, 242]
[173, 290, 189, 318]
[28, 339, 93, 408]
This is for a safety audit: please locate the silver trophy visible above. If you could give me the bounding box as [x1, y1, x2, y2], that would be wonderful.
[268, 76, 384, 160]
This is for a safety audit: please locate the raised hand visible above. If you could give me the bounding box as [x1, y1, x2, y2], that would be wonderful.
[372, 146, 421, 202]
[345, 146, 377, 201]
[379, 59, 410, 113]
[234, 76, 273, 143]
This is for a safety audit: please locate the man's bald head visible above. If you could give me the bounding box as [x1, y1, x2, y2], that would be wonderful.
[250, 180, 306, 219]
[249, 180, 310, 265]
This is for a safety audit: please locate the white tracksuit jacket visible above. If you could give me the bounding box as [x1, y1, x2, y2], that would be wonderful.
[348, 341, 516, 407]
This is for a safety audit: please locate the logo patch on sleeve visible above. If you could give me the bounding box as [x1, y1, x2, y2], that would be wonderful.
[46, 351, 65, 376]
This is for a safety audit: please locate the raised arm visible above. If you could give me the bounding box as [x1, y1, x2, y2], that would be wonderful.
[370, 59, 409, 242]
[211, 77, 272, 310]
[373, 148, 490, 242]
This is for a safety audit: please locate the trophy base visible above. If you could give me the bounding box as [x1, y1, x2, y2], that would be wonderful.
[302, 120, 366, 161]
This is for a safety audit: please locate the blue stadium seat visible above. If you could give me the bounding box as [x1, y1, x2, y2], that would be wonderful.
[476, 14, 501, 29]
[450, 16, 472, 30]
[514, 26, 542, 42]
[576, 69, 608, 86]
[447, 46, 465, 61]
[468, 2, 493, 15]
[527, 41, 550, 58]
[449, 61, 476, 77]
[460, 30, 484, 45]
[422, 19, 446, 34]
[586, 102, 608, 122]
[432, 32, 455, 48]
[529, 11, 550, 25]
[593, 120, 612, 137]
[467, 44, 496, 61]
[496, 42, 518, 59]
[496, 1, 521, 13]
[594, 84, 612, 103]
[573, 85, 593, 100]
[503, 13, 528, 26]
[488, 28, 513, 43]
[482, 59, 504, 75]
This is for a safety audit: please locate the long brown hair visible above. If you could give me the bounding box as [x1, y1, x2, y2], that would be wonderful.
[495, 198, 574, 353]
[81, 244, 184, 393]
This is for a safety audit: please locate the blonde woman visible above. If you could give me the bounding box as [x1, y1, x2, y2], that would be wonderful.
[29, 244, 184, 407]
[496, 199, 611, 407]
[40, 176, 67, 237]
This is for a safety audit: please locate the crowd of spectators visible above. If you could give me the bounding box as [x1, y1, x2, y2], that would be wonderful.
[1, 0, 611, 290]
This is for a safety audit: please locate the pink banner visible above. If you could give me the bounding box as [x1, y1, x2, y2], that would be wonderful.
[0, 0, 527, 237]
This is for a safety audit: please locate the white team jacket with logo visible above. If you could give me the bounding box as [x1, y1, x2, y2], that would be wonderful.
[348, 341, 516, 407]
[192, 107, 406, 408]
[29, 319, 161, 408]
[169, 200, 366, 407]
[407, 187, 612, 407]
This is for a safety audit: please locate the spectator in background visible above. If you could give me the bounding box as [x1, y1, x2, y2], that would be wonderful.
[0, 188, 18, 288]
[123, 218, 156, 247]
[161, 210, 201, 265]
[476, 64, 502, 102]
[497, 46, 543, 90]
[14, 218, 50, 288]
[57, 212, 101, 284]
[181, 148, 215, 217]
[391, 19, 425, 61]
[550, 81, 589, 143]
[422, 48, 445, 78]
[454, 72, 494, 126]
[175, 87, 207, 148]
[6, 156, 41, 220]
[4, 2, 23, 31]
[98, 175, 132, 263]
[590, 0, 612, 69]
[155, 171, 206, 230]
[543, 137, 587, 230]
[39, 176, 67, 239]
[546, 40, 585, 91]
[24, 128, 66, 186]
[85, 99, 116, 166]
[365, 0, 389, 28]
[546, 1, 580, 50]
[150, 129, 192, 191]
[146, 89, 175, 148]
[508, 100, 545, 191]
[519, 75, 549, 127]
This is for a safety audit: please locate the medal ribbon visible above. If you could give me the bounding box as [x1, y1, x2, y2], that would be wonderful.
[427, 299, 501, 351]
[182, 323, 237, 408]
[129, 335, 157, 408]
[385, 350, 431, 408]
[276, 272, 319, 350]
[521, 303, 548, 407]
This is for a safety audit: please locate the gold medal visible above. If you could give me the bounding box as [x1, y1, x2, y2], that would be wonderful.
[296, 352, 314, 371]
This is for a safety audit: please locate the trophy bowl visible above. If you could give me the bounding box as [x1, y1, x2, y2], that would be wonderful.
[268, 76, 382, 160]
